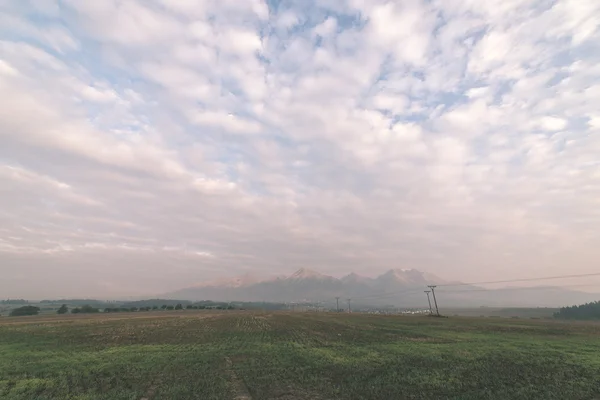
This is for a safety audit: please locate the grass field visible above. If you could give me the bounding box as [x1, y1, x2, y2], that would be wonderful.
[1, 311, 599, 400]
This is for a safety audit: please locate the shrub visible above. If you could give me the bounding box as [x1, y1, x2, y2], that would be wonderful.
[10, 306, 40, 317]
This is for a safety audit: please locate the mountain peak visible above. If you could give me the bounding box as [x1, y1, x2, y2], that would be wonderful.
[289, 268, 328, 280]
[378, 269, 446, 284]
[194, 272, 260, 288]
[391, 268, 416, 273]
[341, 272, 371, 283]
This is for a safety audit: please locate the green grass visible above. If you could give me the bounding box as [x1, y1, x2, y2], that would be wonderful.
[1, 312, 599, 399]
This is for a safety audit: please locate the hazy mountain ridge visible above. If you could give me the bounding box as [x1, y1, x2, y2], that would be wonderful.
[166, 268, 600, 308]
[168, 268, 446, 305]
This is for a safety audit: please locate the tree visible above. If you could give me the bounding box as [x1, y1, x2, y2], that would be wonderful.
[10, 306, 40, 317]
[71, 305, 98, 314]
[186, 304, 193, 310]
[166, 306, 174, 310]
[175, 303, 183, 310]
[161, 305, 168, 310]
[57, 304, 69, 314]
[80, 305, 99, 313]
[152, 306, 159, 310]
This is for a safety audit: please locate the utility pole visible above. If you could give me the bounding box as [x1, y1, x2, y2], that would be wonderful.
[427, 285, 440, 316]
[335, 297, 340, 313]
[347, 298, 351, 313]
[424, 290, 433, 315]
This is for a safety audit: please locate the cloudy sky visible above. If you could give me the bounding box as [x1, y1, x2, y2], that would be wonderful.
[1, 0, 599, 299]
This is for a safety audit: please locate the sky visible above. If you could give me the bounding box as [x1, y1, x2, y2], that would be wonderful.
[0, 0, 599, 299]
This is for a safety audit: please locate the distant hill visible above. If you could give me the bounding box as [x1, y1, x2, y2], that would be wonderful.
[165, 268, 600, 308]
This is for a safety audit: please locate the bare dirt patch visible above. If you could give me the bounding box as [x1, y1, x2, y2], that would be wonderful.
[139, 383, 158, 400]
[224, 357, 253, 400]
[266, 384, 329, 400]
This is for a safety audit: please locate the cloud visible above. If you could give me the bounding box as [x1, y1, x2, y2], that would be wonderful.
[538, 116, 568, 131]
[189, 110, 263, 134]
[0, 0, 599, 298]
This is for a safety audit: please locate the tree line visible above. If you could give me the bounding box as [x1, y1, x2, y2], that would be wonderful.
[1, 299, 29, 304]
[7, 303, 235, 317]
[554, 301, 600, 320]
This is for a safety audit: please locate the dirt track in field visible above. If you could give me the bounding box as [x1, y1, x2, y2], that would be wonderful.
[225, 357, 253, 400]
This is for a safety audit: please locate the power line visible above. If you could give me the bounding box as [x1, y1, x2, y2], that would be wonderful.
[436, 282, 600, 294]
[307, 272, 600, 311]
[436, 272, 600, 288]
[338, 272, 600, 303]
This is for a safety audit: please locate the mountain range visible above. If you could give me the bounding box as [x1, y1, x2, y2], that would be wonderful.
[165, 268, 599, 308]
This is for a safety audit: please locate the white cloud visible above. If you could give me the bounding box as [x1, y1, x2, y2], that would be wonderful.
[189, 110, 262, 134]
[538, 116, 568, 131]
[371, 93, 408, 113]
[366, 1, 435, 65]
[465, 87, 489, 99]
[63, 0, 184, 46]
[0, 59, 17, 75]
[0, 13, 79, 52]
[79, 85, 120, 103]
[589, 116, 600, 129]
[314, 17, 337, 38]
[277, 11, 300, 29]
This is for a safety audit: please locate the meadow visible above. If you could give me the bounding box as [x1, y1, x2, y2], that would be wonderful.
[1, 311, 599, 399]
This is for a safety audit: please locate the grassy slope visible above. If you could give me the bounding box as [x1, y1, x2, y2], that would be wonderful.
[0, 312, 599, 400]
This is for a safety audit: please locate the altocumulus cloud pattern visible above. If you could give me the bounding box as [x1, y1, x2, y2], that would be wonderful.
[0, 0, 599, 298]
